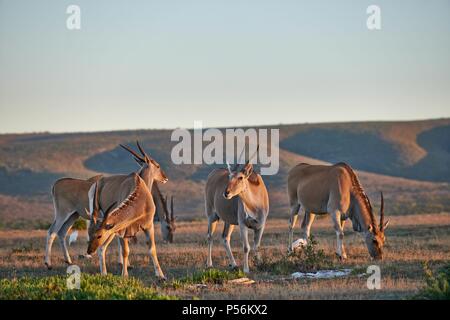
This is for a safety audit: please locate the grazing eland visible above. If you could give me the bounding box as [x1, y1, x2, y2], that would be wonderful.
[287, 162, 389, 260]
[205, 147, 269, 273]
[87, 173, 165, 279]
[44, 141, 175, 270]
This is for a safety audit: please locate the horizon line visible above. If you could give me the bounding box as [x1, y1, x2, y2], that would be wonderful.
[0, 116, 449, 136]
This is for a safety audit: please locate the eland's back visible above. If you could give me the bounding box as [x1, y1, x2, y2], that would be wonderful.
[287, 163, 352, 214]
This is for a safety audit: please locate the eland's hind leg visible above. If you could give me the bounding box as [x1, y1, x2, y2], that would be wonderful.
[299, 211, 316, 244]
[206, 214, 219, 268]
[339, 219, 347, 259]
[57, 212, 79, 265]
[288, 204, 300, 252]
[44, 221, 57, 269]
[44, 211, 75, 269]
[222, 223, 237, 269]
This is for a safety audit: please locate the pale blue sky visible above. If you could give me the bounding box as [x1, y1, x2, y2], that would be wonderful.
[0, 0, 449, 133]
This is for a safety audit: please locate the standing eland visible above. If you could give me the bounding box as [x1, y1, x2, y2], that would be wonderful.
[87, 173, 165, 279]
[86, 141, 170, 276]
[205, 147, 269, 273]
[287, 162, 389, 260]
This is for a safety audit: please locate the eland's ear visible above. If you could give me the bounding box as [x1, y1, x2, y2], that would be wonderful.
[382, 220, 390, 231]
[368, 224, 373, 233]
[242, 162, 253, 177]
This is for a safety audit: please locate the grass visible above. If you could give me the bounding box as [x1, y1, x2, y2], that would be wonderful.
[170, 268, 246, 289]
[0, 216, 449, 299]
[0, 274, 177, 300]
[412, 262, 450, 300]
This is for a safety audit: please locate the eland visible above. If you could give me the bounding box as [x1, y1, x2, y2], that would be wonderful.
[287, 162, 389, 260]
[44, 141, 175, 270]
[205, 147, 269, 273]
[87, 173, 165, 279]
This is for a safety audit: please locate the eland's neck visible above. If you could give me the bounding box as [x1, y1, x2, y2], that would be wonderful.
[352, 194, 375, 232]
[239, 180, 269, 219]
[138, 167, 154, 191]
[152, 183, 167, 223]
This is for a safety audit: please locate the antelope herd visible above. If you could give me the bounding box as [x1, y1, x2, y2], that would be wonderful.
[44, 141, 389, 278]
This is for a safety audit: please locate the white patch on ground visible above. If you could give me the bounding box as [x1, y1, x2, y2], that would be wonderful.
[292, 269, 353, 279]
[228, 277, 256, 285]
[68, 231, 78, 246]
[292, 238, 307, 249]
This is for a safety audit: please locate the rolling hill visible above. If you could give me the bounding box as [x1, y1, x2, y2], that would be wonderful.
[0, 118, 449, 229]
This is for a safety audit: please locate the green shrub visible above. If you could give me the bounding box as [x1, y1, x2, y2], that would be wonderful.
[413, 262, 450, 300]
[256, 235, 334, 274]
[0, 274, 177, 300]
[72, 218, 87, 230]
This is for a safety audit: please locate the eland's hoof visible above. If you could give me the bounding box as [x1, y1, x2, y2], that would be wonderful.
[118, 263, 134, 270]
[335, 253, 347, 261]
[45, 262, 52, 270]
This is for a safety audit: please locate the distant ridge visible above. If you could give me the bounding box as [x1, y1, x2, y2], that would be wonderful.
[0, 118, 449, 228]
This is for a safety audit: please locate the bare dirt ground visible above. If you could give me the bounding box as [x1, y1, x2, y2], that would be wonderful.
[1, 213, 449, 299]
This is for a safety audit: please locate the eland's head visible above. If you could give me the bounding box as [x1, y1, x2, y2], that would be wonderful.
[365, 192, 389, 260]
[224, 162, 254, 199]
[86, 182, 116, 255]
[223, 145, 259, 200]
[120, 141, 168, 184]
[154, 184, 177, 243]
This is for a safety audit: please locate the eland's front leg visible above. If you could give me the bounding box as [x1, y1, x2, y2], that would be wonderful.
[222, 223, 237, 269]
[144, 225, 165, 280]
[98, 234, 115, 275]
[117, 238, 132, 268]
[331, 210, 347, 260]
[119, 237, 129, 277]
[253, 224, 265, 263]
[239, 224, 251, 273]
